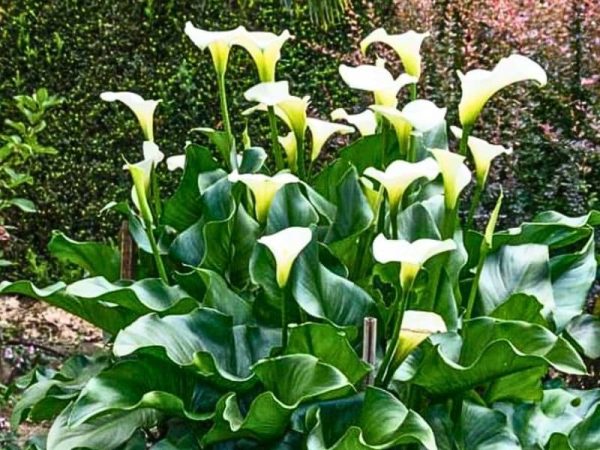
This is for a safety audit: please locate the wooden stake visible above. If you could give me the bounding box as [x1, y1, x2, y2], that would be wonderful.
[119, 220, 135, 280]
[362, 316, 378, 386]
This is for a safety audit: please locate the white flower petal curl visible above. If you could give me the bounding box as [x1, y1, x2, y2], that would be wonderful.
[258, 227, 312, 287]
[234, 28, 292, 82]
[331, 108, 377, 136]
[429, 149, 472, 210]
[100, 91, 160, 141]
[306, 118, 354, 161]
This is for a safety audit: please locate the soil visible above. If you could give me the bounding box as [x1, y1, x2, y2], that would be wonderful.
[0, 295, 103, 446]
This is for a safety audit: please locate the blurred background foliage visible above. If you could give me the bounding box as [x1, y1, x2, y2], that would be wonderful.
[0, 0, 598, 283]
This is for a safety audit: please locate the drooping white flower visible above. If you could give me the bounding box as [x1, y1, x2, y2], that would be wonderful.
[100, 91, 160, 141]
[306, 118, 354, 161]
[372, 234, 456, 288]
[395, 310, 447, 362]
[363, 158, 439, 212]
[429, 149, 472, 210]
[166, 154, 186, 171]
[361, 28, 430, 79]
[450, 126, 512, 186]
[339, 61, 417, 107]
[228, 171, 299, 222]
[258, 227, 312, 287]
[184, 22, 244, 76]
[244, 81, 291, 106]
[458, 54, 547, 126]
[127, 159, 155, 224]
[331, 108, 377, 136]
[234, 28, 292, 82]
[278, 131, 298, 170]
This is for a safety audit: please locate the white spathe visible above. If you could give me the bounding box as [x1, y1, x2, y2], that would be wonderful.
[228, 171, 299, 223]
[306, 118, 354, 161]
[244, 81, 291, 106]
[451, 126, 512, 185]
[429, 149, 472, 210]
[372, 234, 456, 288]
[166, 154, 186, 171]
[458, 54, 547, 126]
[244, 95, 310, 139]
[258, 227, 312, 288]
[127, 159, 155, 224]
[184, 22, 244, 75]
[331, 108, 377, 136]
[278, 132, 298, 170]
[142, 141, 164, 164]
[364, 158, 439, 211]
[401, 100, 446, 132]
[361, 28, 430, 79]
[234, 28, 292, 82]
[395, 310, 447, 362]
[100, 91, 160, 141]
[339, 62, 417, 107]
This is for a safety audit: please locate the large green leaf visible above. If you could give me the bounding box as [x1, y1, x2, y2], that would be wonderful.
[399, 317, 586, 396]
[48, 232, 120, 281]
[68, 357, 221, 426]
[550, 235, 597, 330]
[499, 388, 600, 449]
[286, 323, 370, 385]
[338, 132, 397, 172]
[46, 404, 158, 450]
[0, 281, 136, 334]
[492, 210, 599, 249]
[203, 355, 355, 445]
[175, 268, 253, 325]
[12, 353, 109, 428]
[250, 235, 377, 328]
[565, 313, 600, 359]
[478, 244, 554, 318]
[266, 183, 320, 234]
[65, 276, 198, 315]
[161, 144, 220, 231]
[307, 387, 436, 450]
[113, 307, 280, 390]
[425, 401, 520, 450]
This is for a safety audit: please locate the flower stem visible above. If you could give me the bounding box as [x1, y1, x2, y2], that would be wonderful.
[465, 242, 488, 320]
[410, 83, 417, 101]
[390, 204, 399, 239]
[458, 124, 472, 157]
[281, 284, 291, 349]
[217, 72, 236, 170]
[375, 287, 411, 387]
[267, 106, 284, 171]
[142, 217, 168, 284]
[296, 131, 306, 179]
[466, 183, 483, 230]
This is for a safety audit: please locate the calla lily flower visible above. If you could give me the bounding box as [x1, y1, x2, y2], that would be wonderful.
[364, 158, 439, 212]
[339, 62, 417, 107]
[142, 141, 164, 164]
[306, 118, 354, 161]
[166, 154, 186, 171]
[331, 108, 377, 136]
[360, 177, 384, 217]
[234, 28, 292, 82]
[458, 54, 547, 126]
[372, 234, 456, 288]
[127, 159, 154, 225]
[100, 91, 160, 141]
[394, 310, 446, 363]
[244, 81, 291, 106]
[257, 227, 312, 288]
[228, 171, 299, 223]
[184, 22, 244, 76]
[429, 149, 472, 210]
[278, 132, 298, 170]
[361, 28, 430, 79]
[370, 100, 446, 155]
[451, 126, 512, 186]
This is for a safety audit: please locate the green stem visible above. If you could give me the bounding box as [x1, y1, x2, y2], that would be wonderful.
[390, 203, 399, 239]
[407, 134, 417, 163]
[410, 83, 417, 101]
[442, 206, 457, 240]
[458, 124, 472, 157]
[295, 131, 306, 179]
[380, 120, 388, 169]
[281, 284, 291, 349]
[351, 229, 372, 281]
[375, 287, 411, 387]
[267, 106, 284, 171]
[465, 243, 488, 320]
[217, 73, 236, 170]
[150, 168, 161, 221]
[466, 183, 483, 230]
[143, 217, 168, 284]
[451, 394, 464, 449]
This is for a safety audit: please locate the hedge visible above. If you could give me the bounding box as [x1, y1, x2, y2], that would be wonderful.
[0, 0, 598, 281]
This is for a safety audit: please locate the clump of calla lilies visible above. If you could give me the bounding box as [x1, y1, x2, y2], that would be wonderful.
[9, 19, 599, 450]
